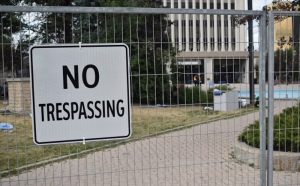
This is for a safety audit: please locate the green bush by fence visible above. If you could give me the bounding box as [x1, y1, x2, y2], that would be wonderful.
[177, 85, 233, 105]
[238, 102, 300, 152]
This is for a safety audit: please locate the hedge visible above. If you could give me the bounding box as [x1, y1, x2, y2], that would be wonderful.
[238, 103, 300, 152]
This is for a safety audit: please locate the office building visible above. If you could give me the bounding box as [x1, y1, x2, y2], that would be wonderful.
[162, 0, 258, 85]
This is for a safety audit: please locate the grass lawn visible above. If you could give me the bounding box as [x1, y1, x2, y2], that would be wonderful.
[0, 103, 258, 175]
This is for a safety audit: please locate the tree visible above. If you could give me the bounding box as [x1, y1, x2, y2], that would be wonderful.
[0, 0, 25, 76]
[232, 1, 298, 26]
[264, 40, 299, 83]
[233, 0, 300, 83]
[274, 47, 298, 82]
[16, 0, 177, 104]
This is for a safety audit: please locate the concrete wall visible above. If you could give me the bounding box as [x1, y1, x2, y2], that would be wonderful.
[235, 141, 300, 171]
[7, 78, 31, 112]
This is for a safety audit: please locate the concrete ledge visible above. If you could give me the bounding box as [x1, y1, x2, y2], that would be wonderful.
[234, 141, 300, 171]
[6, 78, 30, 82]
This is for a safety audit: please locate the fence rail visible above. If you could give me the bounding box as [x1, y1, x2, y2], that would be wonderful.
[0, 5, 264, 15]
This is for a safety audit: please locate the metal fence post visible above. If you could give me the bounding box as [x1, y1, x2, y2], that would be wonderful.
[259, 10, 267, 186]
[267, 11, 275, 186]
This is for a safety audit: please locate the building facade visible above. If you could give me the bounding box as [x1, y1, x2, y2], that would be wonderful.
[163, 0, 258, 85]
[267, 1, 300, 50]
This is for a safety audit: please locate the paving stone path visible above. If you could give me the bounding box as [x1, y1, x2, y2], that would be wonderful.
[2, 100, 300, 185]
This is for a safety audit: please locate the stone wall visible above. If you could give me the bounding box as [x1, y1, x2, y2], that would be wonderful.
[7, 78, 31, 112]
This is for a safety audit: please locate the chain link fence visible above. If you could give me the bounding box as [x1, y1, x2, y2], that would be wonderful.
[0, 5, 298, 186]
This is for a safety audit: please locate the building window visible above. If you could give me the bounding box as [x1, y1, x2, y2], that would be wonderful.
[231, 18, 235, 27]
[196, 20, 200, 51]
[232, 38, 236, 51]
[182, 20, 186, 27]
[189, 20, 193, 27]
[203, 15, 207, 51]
[175, 18, 178, 49]
[174, 20, 178, 27]
[217, 15, 221, 51]
[189, 37, 193, 51]
[182, 38, 186, 51]
[225, 38, 228, 51]
[189, 21, 193, 38]
[218, 37, 222, 50]
[204, 37, 208, 51]
[182, 18, 186, 51]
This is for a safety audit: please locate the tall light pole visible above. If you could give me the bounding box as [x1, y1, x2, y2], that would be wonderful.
[248, 0, 254, 104]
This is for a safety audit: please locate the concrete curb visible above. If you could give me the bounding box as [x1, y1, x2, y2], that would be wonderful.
[234, 140, 300, 171]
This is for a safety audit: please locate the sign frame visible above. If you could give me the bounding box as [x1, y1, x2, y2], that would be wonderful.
[30, 44, 131, 145]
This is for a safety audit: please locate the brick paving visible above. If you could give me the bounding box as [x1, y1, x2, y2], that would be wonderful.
[1, 100, 300, 185]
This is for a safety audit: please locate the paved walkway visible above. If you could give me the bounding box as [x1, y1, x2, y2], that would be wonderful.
[1, 100, 300, 185]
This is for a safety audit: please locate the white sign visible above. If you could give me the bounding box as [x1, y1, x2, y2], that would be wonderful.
[30, 44, 131, 145]
[178, 61, 201, 65]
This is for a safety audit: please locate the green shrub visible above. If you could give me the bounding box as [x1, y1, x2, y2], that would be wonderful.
[238, 103, 300, 152]
[178, 86, 207, 104]
[177, 85, 233, 105]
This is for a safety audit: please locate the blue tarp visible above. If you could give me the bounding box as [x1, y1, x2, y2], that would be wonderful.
[0, 123, 13, 129]
[213, 89, 225, 96]
[213, 91, 223, 95]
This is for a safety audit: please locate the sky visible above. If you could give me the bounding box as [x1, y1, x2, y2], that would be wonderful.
[251, 0, 274, 10]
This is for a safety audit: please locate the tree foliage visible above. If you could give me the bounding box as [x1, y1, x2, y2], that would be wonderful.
[235, 1, 300, 82]
[232, 0, 299, 26]
[2, 0, 177, 104]
[274, 47, 299, 82]
[239, 103, 300, 152]
[264, 45, 299, 82]
[0, 0, 26, 74]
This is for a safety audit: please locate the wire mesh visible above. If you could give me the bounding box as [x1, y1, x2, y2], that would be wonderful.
[268, 11, 300, 186]
[0, 5, 298, 186]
